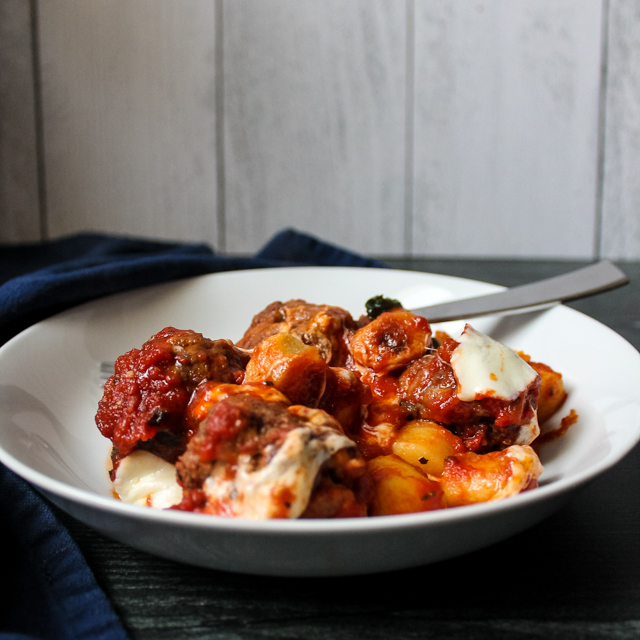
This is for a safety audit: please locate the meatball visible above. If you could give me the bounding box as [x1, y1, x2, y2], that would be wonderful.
[399, 335, 540, 452]
[176, 394, 371, 518]
[96, 327, 250, 465]
[237, 299, 358, 366]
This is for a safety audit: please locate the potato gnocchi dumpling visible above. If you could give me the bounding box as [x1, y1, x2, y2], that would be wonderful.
[392, 420, 466, 477]
[367, 455, 444, 516]
[440, 445, 543, 507]
[518, 352, 568, 423]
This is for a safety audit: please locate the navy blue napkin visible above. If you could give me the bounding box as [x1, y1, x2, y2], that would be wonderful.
[0, 228, 385, 640]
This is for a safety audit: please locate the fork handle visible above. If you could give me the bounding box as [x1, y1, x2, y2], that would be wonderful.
[411, 261, 629, 323]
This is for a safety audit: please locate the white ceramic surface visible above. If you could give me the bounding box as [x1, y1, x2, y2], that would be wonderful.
[1, 267, 639, 576]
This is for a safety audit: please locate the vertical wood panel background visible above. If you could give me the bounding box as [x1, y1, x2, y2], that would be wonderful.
[223, 0, 407, 255]
[1, 0, 640, 260]
[600, 0, 640, 259]
[412, 0, 602, 258]
[0, 0, 41, 241]
[37, 0, 218, 246]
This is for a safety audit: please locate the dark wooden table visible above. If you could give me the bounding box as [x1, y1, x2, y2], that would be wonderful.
[56, 259, 640, 640]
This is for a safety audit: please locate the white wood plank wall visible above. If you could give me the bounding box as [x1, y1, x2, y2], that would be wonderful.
[1, 0, 639, 260]
[0, 0, 41, 241]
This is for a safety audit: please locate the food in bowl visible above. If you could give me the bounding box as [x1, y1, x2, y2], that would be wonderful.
[96, 297, 569, 519]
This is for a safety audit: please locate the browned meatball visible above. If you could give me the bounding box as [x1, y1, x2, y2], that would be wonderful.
[177, 394, 302, 492]
[175, 394, 371, 518]
[96, 327, 250, 465]
[399, 337, 539, 452]
[237, 299, 358, 366]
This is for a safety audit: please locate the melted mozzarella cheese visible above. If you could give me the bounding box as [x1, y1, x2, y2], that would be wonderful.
[514, 415, 540, 445]
[203, 425, 355, 519]
[113, 450, 183, 509]
[491, 445, 543, 500]
[450, 324, 538, 402]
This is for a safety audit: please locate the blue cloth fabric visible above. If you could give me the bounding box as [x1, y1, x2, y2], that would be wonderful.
[0, 228, 385, 640]
[0, 228, 384, 346]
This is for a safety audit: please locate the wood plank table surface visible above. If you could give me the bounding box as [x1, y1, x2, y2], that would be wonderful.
[55, 259, 640, 640]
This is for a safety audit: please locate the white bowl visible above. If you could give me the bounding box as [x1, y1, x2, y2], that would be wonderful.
[1, 267, 639, 576]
